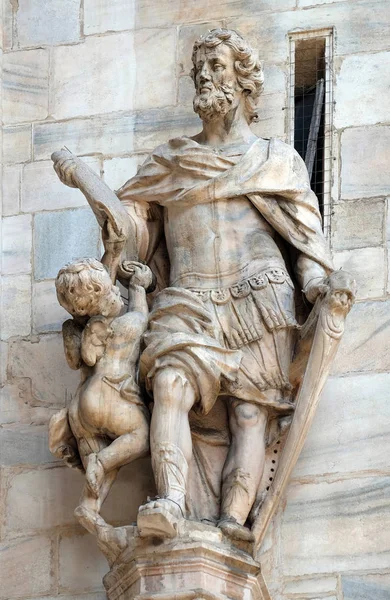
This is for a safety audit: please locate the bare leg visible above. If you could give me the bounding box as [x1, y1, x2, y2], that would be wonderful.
[137, 368, 196, 537]
[219, 400, 268, 541]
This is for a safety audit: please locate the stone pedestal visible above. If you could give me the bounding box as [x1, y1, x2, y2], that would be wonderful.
[103, 521, 271, 600]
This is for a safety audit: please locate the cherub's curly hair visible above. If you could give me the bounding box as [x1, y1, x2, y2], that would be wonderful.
[191, 28, 264, 123]
[56, 258, 120, 317]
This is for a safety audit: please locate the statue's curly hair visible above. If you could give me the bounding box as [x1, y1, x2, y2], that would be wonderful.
[191, 28, 264, 123]
[56, 258, 121, 317]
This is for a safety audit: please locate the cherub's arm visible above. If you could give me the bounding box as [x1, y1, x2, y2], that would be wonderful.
[119, 261, 155, 318]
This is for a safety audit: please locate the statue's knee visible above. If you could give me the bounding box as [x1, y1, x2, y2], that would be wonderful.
[153, 368, 195, 411]
[232, 402, 266, 430]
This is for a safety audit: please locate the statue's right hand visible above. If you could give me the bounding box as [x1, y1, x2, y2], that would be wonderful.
[51, 148, 79, 188]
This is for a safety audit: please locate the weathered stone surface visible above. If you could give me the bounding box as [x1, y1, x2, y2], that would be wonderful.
[282, 475, 390, 576]
[333, 246, 386, 300]
[341, 126, 390, 199]
[59, 532, 107, 593]
[22, 158, 100, 212]
[133, 28, 176, 110]
[0, 425, 55, 466]
[3, 125, 31, 163]
[0, 341, 8, 385]
[136, 0, 295, 29]
[293, 373, 390, 479]
[51, 33, 135, 120]
[15, 0, 80, 47]
[2, 48, 49, 125]
[331, 198, 385, 251]
[32, 279, 68, 333]
[332, 300, 390, 374]
[24, 595, 107, 600]
[134, 106, 199, 152]
[2, 214, 32, 275]
[0, 535, 53, 599]
[228, 1, 390, 63]
[284, 575, 337, 595]
[0, 379, 55, 425]
[2, 165, 21, 216]
[33, 208, 100, 280]
[335, 52, 390, 128]
[8, 334, 80, 406]
[252, 91, 286, 139]
[51, 30, 176, 120]
[5, 467, 82, 532]
[102, 156, 139, 190]
[84, 0, 135, 35]
[1, 275, 31, 339]
[342, 573, 390, 600]
[33, 113, 135, 160]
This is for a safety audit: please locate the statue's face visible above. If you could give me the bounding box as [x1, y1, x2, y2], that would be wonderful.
[193, 44, 241, 122]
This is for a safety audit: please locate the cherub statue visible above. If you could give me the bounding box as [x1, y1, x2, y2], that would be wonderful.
[49, 237, 153, 546]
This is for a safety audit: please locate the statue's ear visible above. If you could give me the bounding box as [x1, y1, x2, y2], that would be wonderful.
[81, 316, 111, 366]
[62, 319, 84, 370]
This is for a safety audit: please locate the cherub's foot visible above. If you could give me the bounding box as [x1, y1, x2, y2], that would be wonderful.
[86, 453, 105, 498]
[218, 517, 255, 542]
[137, 497, 183, 539]
[75, 505, 127, 561]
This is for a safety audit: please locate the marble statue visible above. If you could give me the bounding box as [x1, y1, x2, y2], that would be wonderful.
[48, 28, 355, 599]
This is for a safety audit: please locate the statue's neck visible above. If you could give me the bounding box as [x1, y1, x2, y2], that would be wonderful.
[197, 103, 255, 149]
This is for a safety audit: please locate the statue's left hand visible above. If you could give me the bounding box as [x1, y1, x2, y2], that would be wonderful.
[52, 148, 80, 188]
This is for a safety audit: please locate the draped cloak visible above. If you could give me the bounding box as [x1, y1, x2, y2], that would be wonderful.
[116, 135, 334, 520]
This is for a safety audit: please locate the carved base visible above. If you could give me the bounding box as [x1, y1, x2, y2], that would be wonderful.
[103, 521, 271, 600]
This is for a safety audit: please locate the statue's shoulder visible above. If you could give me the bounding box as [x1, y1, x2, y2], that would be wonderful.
[150, 136, 195, 161]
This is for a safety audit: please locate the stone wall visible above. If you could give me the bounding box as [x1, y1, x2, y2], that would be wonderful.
[1, 1, 389, 598]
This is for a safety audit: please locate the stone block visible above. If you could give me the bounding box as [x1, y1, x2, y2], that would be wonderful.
[5, 466, 82, 532]
[133, 28, 176, 110]
[342, 573, 390, 600]
[228, 1, 390, 64]
[0, 535, 53, 599]
[33, 207, 100, 280]
[331, 198, 385, 251]
[15, 0, 80, 47]
[293, 373, 390, 479]
[84, 0, 135, 35]
[8, 334, 80, 407]
[331, 300, 390, 375]
[1, 275, 31, 340]
[3, 125, 31, 163]
[333, 246, 385, 300]
[33, 113, 135, 160]
[24, 595, 107, 600]
[22, 158, 100, 213]
[2, 165, 21, 216]
[284, 575, 337, 595]
[2, 214, 32, 275]
[32, 279, 68, 333]
[281, 475, 390, 576]
[0, 341, 8, 385]
[0, 425, 55, 466]
[0, 379, 56, 426]
[51, 30, 176, 119]
[2, 0, 13, 50]
[136, 0, 295, 29]
[59, 532, 107, 593]
[252, 92, 286, 139]
[335, 52, 390, 128]
[134, 106, 199, 152]
[51, 33, 135, 120]
[102, 156, 139, 190]
[3, 48, 49, 125]
[341, 126, 390, 199]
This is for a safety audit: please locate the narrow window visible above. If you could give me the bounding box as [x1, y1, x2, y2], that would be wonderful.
[288, 29, 333, 234]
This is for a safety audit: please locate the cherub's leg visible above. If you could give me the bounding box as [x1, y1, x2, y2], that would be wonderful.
[85, 424, 149, 499]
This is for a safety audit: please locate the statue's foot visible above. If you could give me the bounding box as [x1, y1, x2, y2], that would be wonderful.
[86, 453, 105, 498]
[137, 497, 183, 539]
[218, 517, 255, 542]
[75, 505, 127, 562]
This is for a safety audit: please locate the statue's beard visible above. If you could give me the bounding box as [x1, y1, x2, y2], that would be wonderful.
[193, 83, 236, 123]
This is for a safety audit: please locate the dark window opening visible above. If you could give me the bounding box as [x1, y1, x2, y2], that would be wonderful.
[294, 38, 326, 215]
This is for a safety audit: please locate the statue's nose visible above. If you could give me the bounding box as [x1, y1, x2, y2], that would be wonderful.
[199, 65, 211, 82]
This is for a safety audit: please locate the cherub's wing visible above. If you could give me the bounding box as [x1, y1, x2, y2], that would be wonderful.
[62, 319, 84, 370]
[81, 316, 112, 367]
